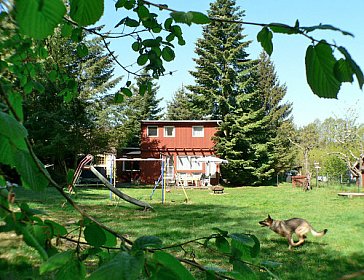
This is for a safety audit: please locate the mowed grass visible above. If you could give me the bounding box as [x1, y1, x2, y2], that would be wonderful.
[1, 183, 364, 279]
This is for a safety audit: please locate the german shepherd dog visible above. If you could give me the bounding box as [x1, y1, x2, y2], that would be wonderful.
[259, 215, 327, 249]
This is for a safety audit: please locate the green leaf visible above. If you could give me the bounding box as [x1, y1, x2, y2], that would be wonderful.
[132, 41, 141, 51]
[153, 251, 195, 280]
[231, 260, 256, 280]
[212, 227, 228, 236]
[69, 0, 104, 26]
[16, 0, 66, 39]
[171, 11, 210, 26]
[215, 236, 230, 253]
[178, 37, 186, 46]
[166, 33, 175, 42]
[268, 23, 298, 34]
[34, 82, 45, 93]
[124, 0, 135, 10]
[334, 59, 354, 83]
[45, 220, 68, 236]
[152, 25, 162, 33]
[229, 233, 256, 248]
[20, 224, 48, 261]
[0, 112, 28, 145]
[302, 24, 354, 37]
[132, 236, 162, 252]
[171, 25, 183, 37]
[161, 46, 175, 62]
[0, 136, 13, 165]
[0, 60, 8, 72]
[136, 5, 150, 21]
[137, 54, 148, 66]
[189, 11, 210, 24]
[57, 259, 86, 280]
[338, 46, 364, 89]
[24, 81, 34, 94]
[76, 43, 89, 58]
[171, 11, 193, 26]
[121, 87, 133, 97]
[305, 41, 341, 98]
[61, 23, 73, 37]
[164, 18, 173, 30]
[71, 28, 83, 42]
[114, 93, 124, 103]
[8, 92, 24, 122]
[229, 233, 256, 262]
[257, 27, 273, 56]
[142, 39, 161, 48]
[49, 70, 58, 82]
[102, 229, 117, 247]
[40, 250, 75, 274]
[249, 234, 260, 258]
[125, 17, 139, 28]
[0, 175, 5, 186]
[14, 149, 50, 191]
[84, 223, 106, 247]
[88, 251, 143, 280]
[115, 0, 127, 9]
[139, 84, 147, 96]
[37, 46, 48, 59]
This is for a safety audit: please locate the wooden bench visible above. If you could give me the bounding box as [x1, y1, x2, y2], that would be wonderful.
[212, 186, 224, 194]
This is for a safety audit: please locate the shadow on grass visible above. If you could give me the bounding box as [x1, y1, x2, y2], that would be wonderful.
[10, 187, 364, 280]
[258, 238, 364, 280]
[0, 258, 40, 280]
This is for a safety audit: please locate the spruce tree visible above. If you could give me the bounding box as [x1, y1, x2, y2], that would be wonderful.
[188, 0, 275, 185]
[165, 86, 196, 120]
[187, 0, 253, 119]
[256, 51, 295, 176]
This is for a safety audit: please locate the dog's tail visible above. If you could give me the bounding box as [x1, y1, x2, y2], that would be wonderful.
[311, 228, 328, 237]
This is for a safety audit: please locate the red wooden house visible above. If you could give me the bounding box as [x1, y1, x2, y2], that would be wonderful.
[139, 120, 222, 186]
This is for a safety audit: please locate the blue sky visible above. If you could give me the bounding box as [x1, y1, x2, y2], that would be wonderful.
[100, 1, 364, 127]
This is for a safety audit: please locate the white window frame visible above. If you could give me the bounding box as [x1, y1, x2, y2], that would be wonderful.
[192, 126, 204, 137]
[164, 126, 175, 137]
[147, 126, 158, 137]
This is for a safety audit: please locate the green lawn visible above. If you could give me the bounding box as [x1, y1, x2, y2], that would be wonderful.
[1, 184, 363, 279]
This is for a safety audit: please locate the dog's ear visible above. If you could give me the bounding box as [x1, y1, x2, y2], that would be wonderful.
[268, 214, 272, 220]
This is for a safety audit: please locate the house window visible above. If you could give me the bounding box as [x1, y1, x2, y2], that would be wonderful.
[192, 126, 204, 137]
[122, 161, 140, 172]
[164, 126, 175, 137]
[177, 156, 202, 171]
[147, 126, 158, 137]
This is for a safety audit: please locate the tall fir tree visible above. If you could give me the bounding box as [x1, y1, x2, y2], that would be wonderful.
[187, 0, 253, 119]
[256, 51, 295, 175]
[188, 0, 276, 185]
[165, 85, 196, 120]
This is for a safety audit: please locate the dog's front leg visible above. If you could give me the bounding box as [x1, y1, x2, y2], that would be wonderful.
[288, 235, 295, 250]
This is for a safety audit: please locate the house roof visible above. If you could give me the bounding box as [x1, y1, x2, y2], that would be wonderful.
[141, 120, 221, 124]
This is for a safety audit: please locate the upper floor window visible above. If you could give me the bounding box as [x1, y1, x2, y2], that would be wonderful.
[147, 126, 158, 137]
[164, 126, 175, 137]
[192, 126, 204, 137]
